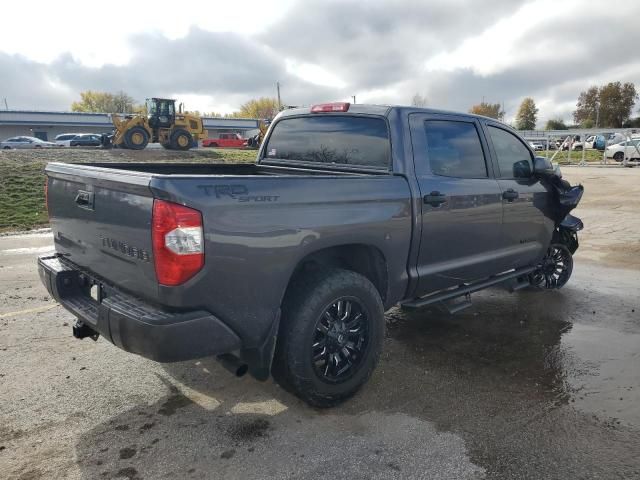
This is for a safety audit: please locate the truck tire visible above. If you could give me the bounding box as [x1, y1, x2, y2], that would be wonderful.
[170, 129, 193, 151]
[124, 127, 149, 150]
[272, 268, 385, 407]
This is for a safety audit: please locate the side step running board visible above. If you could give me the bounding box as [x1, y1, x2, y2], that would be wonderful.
[401, 266, 536, 311]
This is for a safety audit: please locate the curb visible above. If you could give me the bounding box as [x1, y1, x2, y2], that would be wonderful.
[0, 227, 52, 238]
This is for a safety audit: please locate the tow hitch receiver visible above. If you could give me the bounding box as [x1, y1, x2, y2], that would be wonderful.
[72, 321, 99, 341]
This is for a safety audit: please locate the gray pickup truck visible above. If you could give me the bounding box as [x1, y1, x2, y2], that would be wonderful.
[38, 103, 583, 407]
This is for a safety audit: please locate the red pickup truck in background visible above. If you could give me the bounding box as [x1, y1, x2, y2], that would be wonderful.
[202, 133, 247, 148]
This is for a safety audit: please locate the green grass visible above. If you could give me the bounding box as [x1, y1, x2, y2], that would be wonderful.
[0, 148, 257, 232]
[0, 158, 49, 232]
[537, 149, 606, 164]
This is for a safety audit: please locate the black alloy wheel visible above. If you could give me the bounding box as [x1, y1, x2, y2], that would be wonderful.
[311, 298, 369, 383]
[530, 243, 573, 289]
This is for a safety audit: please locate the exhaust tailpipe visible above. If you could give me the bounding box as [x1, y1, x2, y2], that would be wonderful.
[217, 354, 249, 377]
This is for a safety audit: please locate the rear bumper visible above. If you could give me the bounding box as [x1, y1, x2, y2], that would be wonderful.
[37, 254, 241, 362]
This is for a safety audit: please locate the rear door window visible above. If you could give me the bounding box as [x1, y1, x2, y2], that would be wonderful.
[264, 115, 390, 169]
[424, 120, 488, 178]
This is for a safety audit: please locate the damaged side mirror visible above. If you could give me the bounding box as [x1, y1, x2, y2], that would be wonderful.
[533, 156, 556, 177]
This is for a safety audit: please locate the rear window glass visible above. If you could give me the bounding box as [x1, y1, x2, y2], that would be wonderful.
[264, 116, 390, 169]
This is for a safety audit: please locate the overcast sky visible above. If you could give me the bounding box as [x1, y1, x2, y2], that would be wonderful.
[1, 0, 638, 126]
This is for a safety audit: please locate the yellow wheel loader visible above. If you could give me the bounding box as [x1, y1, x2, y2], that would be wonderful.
[109, 98, 207, 151]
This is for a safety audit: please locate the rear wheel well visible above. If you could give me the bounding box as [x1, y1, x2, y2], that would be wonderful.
[284, 244, 388, 305]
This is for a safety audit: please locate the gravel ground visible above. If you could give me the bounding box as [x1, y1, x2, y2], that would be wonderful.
[0, 166, 639, 479]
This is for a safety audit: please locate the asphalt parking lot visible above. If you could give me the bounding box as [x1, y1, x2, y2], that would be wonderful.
[1, 166, 639, 479]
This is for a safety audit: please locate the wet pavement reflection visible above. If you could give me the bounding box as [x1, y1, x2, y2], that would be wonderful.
[354, 264, 639, 478]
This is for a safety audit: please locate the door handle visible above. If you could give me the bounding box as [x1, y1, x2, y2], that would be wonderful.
[74, 190, 94, 210]
[502, 189, 519, 202]
[424, 191, 447, 207]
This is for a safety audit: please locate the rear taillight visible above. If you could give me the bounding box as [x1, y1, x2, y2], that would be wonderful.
[311, 102, 350, 113]
[152, 199, 204, 286]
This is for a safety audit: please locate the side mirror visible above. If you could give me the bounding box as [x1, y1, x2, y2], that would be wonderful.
[533, 156, 555, 176]
[513, 159, 532, 178]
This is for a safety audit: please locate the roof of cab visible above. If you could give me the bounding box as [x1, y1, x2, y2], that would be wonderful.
[276, 103, 510, 127]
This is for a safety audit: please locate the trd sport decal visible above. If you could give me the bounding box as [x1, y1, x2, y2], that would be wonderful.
[197, 184, 280, 202]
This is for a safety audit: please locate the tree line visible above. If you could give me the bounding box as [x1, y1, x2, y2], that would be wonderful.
[72, 81, 639, 130]
[71, 92, 280, 119]
[412, 81, 639, 130]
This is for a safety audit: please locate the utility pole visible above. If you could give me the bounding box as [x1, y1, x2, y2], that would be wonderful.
[595, 102, 600, 129]
[352, 95, 356, 104]
[276, 82, 282, 110]
[3, 98, 7, 110]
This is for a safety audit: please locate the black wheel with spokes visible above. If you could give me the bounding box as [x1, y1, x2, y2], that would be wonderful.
[272, 268, 384, 407]
[530, 243, 573, 289]
[312, 298, 369, 383]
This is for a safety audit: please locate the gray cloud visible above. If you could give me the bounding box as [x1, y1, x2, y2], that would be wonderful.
[1, 0, 639, 125]
[0, 53, 75, 110]
[262, 0, 530, 89]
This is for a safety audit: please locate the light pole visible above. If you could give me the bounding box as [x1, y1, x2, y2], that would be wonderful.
[276, 82, 282, 110]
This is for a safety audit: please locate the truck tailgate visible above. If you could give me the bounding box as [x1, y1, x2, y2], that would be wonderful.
[46, 163, 159, 301]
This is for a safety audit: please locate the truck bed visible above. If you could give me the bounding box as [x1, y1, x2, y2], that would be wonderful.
[45, 161, 413, 347]
[69, 162, 376, 177]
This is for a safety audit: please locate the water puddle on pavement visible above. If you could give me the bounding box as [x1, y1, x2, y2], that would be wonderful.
[552, 323, 640, 427]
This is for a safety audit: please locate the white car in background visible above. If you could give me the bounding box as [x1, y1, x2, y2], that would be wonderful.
[605, 139, 640, 162]
[0, 136, 57, 149]
[607, 133, 626, 146]
[55, 133, 85, 147]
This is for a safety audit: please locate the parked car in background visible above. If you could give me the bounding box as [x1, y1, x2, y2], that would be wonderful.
[607, 133, 626, 146]
[529, 141, 545, 151]
[584, 135, 606, 150]
[605, 139, 640, 161]
[1, 136, 57, 149]
[70, 134, 103, 147]
[55, 133, 84, 147]
[202, 133, 247, 148]
[561, 135, 582, 151]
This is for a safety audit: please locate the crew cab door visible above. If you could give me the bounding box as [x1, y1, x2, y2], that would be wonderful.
[483, 122, 554, 267]
[409, 114, 508, 296]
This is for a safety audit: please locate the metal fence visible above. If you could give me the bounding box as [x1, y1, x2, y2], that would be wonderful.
[518, 128, 640, 167]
